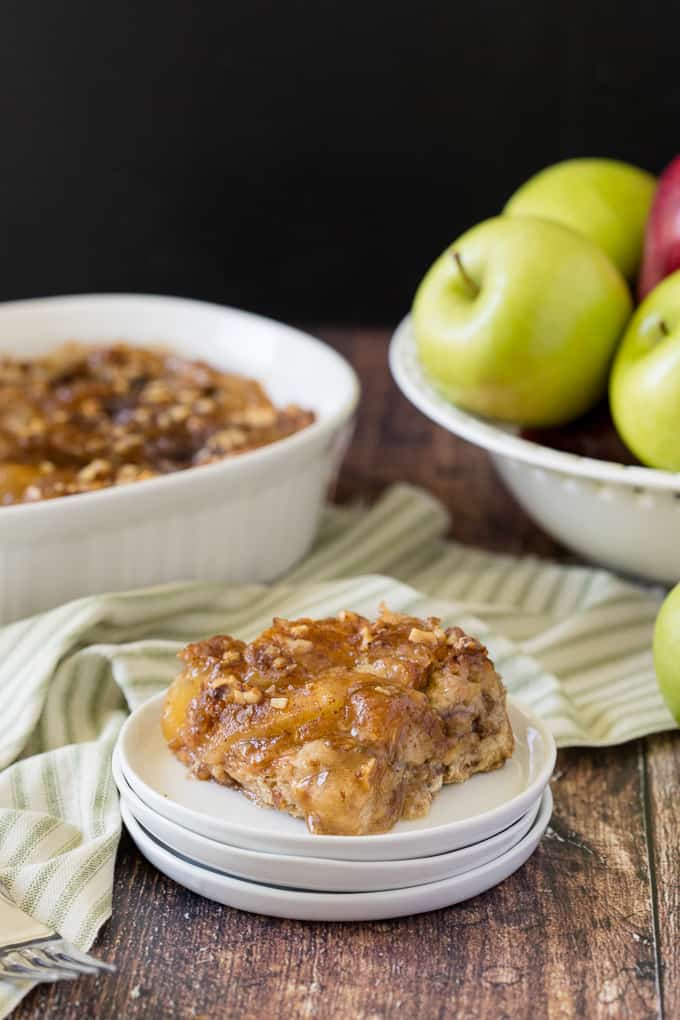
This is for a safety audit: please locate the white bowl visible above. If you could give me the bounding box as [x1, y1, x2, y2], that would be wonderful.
[0, 294, 359, 622]
[113, 751, 543, 892]
[115, 691, 556, 861]
[390, 317, 680, 584]
[120, 789, 553, 921]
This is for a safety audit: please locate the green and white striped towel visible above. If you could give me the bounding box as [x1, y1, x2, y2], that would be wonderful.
[0, 484, 674, 1017]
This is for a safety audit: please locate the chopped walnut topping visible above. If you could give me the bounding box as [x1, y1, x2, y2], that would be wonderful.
[281, 638, 314, 653]
[359, 625, 375, 649]
[447, 631, 483, 653]
[169, 404, 190, 423]
[211, 427, 248, 450]
[209, 673, 240, 690]
[272, 656, 288, 670]
[377, 603, 405, 625]
[143, 380, 172, 403]
[233, 687, 263, 705]
[221, 650, 241, 664]
[0, 343, 314, 505]
[115, 464, 143, 484]
[77, 458, 111, 483]
[79, 397, 101, 418]
[27, 418, 46, 436]
[232, 405, 277, 427]
[113, 434, 142, 456]
[289, 624, 309, 637]
[133, 407, 151, 426]
[194, 397, 216, 414]
[408, 627, 439, 645]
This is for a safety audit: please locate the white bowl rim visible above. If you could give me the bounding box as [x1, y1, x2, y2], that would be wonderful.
[390, 315, 680, 494]
[0, 292, 360, 519]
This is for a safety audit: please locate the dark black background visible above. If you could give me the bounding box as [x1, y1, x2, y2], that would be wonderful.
[0, 1, 675, 323]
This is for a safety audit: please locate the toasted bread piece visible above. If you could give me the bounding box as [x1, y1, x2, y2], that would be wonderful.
[163, 606, 514, 835]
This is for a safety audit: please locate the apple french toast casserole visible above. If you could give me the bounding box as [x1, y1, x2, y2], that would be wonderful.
[0, 343, 314, 505]
[162, 606, 514, 836]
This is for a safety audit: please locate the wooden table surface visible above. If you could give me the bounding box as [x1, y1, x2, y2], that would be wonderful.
[16, 329, 679, 1020]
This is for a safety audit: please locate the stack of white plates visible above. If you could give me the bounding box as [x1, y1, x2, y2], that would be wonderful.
[113, 692, 556, 922]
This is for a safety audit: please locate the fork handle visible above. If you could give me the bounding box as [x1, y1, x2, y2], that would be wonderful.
[0, 890, 54, 946]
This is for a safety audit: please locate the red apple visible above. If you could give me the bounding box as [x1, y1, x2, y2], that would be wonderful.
[638, 156, 680, 300]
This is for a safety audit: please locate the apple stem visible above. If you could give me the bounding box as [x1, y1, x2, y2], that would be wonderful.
[659, 318, 670, 336]
[451, 251, 480, 299]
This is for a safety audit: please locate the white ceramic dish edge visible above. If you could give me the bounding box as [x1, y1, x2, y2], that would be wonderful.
[0, 294, 360, 622]
[120, 788, 553, 922]
[113, 750, 543, 892]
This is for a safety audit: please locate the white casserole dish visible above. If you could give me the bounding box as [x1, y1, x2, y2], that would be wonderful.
[0, 294, 359, 622]
[390, 316, 680, 585]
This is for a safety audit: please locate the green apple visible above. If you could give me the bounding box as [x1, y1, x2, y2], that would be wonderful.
[653, 582, 680, 724]
[412, 216, 632, 427]
[504, 158, 655, 280]
[610, 270, 680, 469]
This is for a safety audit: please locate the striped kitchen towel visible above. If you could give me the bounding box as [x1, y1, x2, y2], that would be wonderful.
[0, 483, 674, 1016]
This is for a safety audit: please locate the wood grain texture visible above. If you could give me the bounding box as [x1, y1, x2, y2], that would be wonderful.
[644, 732, 680, 1019]
[13, 328, 678, 1020]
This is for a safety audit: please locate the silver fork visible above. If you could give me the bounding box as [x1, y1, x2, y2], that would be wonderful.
[0, 888, 115, 984]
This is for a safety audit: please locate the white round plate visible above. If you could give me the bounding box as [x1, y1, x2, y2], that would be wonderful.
[389, 316, 680, 583]
[113, 753, 543, 892]
[115, 692, 556, 861]
[120, 788, 552, 922]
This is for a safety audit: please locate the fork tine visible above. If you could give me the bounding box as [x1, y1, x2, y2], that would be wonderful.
[14, 948, 80, 979]
[0, 966, 66, 983]
[52, 945, 116, 974]
[22, 946, 100, 978]
[0, 952, 77, 983]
